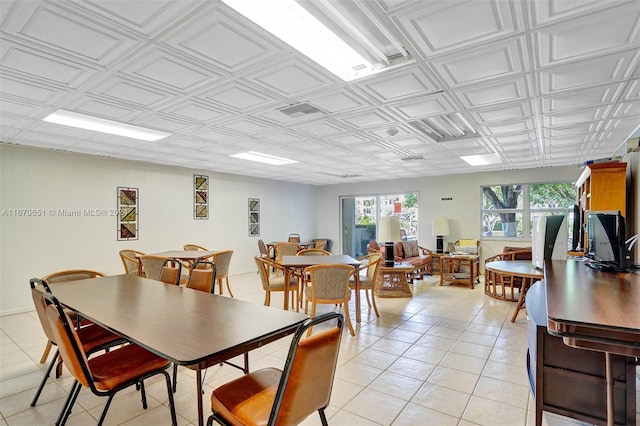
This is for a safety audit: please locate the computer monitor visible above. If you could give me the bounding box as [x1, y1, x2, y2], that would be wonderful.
[585, 210, 629, 271]
[532, 215, 568, 269]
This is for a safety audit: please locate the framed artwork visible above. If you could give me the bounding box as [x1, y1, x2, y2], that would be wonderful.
[194, 174, 209, 220]
[117, 187, 138, 240]
[249, 198, 260, 237]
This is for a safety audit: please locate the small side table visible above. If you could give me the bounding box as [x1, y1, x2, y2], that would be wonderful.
[439, 255, 480, 289]
[376, 262, 414, 298]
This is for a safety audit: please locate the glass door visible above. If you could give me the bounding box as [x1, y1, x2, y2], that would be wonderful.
[341, 196, 376, 258]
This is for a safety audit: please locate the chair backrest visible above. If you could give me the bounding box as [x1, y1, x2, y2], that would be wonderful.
[288, 234, 301, 243]
[359, 252, 382, 282]
[183, 244, 208, 251]
[42, 269, 106, 283]
[211, 250, 233, 277]
[304, 264, 353, 301]
[258, 239, 269, 257]
[187, 260, 217, 293]
[140, 255, 182, 284]
[269, 312, 343, 425]
[296, 248, 330, 256]
[313, 239, 327, 250]
[254, 256, 270, 290]
[30, 278, 57, 344]
[43, 292, 93, 388]
[275, 242, 300, 262]
[453, 239, 481, 255]
[119, 250, 144, 274]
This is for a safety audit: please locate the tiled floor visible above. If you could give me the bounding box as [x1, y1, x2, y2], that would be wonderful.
[1, 272, 638, 425]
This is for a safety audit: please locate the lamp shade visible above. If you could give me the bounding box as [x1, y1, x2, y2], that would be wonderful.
[432, 216, 450, 236]
[378, 216, 402, 242]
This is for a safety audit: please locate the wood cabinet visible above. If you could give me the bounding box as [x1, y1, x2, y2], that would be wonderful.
[526, 282, 636, 426]
[575, 162, 627, 252]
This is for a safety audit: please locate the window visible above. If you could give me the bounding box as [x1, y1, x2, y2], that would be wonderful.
[341, 193, 418, 257]
[481, 182, 575, 240]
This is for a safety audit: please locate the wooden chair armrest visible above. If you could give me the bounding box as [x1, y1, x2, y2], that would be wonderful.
[419, 246, 432, 255]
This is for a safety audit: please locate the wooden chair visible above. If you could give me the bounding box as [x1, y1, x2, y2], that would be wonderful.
[140, 255, 182, 285]
[207, 312, 343, 426]
[257, 239, 271, 258]
[484, 248, 533, 303]
[37, 270, 106, 364]
[313, 239, 327, 250]
[211, 250, 234, 297]
[288, 233, 301, 243]
[43, 291, 177, 426]
[296, 248, 330, 256]
[255, 256, 299, 311]
[302, 264, 355, 336]
[350, 253, 382, 318]
[183, 244, 213, 269]
[119, 249, 145, 275]
[29, 278, 125, 407]
[274, 242, 300, 277]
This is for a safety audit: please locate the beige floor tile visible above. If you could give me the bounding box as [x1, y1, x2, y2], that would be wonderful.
[410, 382, 471, 418]
[368, 371, 423, 401]
[343, 388, 407, 426]
[462, 395, 527, 425]
[392, 402, 459, 426]
[427, 365, 479, 394]
[386, 357, 436, 381]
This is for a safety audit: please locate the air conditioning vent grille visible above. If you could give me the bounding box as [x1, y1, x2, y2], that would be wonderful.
[278, 102, 323, 118]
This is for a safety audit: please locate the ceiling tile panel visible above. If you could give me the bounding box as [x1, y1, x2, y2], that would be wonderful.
[431, 38, 527, 87]
[387, 93, 454, 119]
[471, 100, 533, 123]
[354, 67, 439, 102]
[3, 2, 139, 64]
[535, 3, 640, 67]
[247, 59, 332, 97]
[538, 51, 638, 94]
[201, 83, 276, 112]
[87, 77, 174, 108]
[1, 42, 99, 87]
[455, 76, 530, 108]
[396, 0, 520, 57]
[540, 84, 621, 113]
[160, 100, 225, 123]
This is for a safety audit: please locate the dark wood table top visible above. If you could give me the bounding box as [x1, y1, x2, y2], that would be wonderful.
[544, 259, 640, 357]
[280, 254, 361, 267]
[50, 274, 308, 368]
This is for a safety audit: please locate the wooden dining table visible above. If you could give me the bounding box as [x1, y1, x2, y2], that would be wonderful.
[279, 254, 363, 322]
[49, 274, 308, 426]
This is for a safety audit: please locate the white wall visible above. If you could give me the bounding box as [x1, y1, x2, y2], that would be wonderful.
[0, 144, 316, 315]
[315, 165, 586, 262]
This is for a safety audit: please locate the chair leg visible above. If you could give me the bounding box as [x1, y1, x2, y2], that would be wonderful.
[318, 408, 329, 426]
[369, 289, 380, 318]
[139, 379, 148, 409]
[364, 289, 372, 307]
[39, 340, 52, 363]
[56, 380, 81, 426]
[97, 394, 116, 426]
[31, 349, 59, 406]
[225, 277, 233, 298]
[342, 301, 355, 336]
[162, 370, 178, 426]
[172, 363, 178, 393]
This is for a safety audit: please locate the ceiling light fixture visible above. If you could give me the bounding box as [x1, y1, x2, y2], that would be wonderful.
[230, 151, 298, 166]
[460, 153, 502, 166]
[221, 0, 377, 82]
[43, 110, 171, 141]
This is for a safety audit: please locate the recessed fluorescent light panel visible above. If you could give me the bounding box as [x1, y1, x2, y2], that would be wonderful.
[231, 151, 298, 166]
[43, 110, 171, 141]
[221, 0, 377, 81]
[460, 153, 502, 166]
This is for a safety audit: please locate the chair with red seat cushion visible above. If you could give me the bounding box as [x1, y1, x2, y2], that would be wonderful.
[43, 290, 177, 426]
[207, 312, 343, 426]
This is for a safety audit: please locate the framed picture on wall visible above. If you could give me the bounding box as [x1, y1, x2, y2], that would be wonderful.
[117, 187, 138, 240]
[194, 174, 209, 220]
[249, 198, 259, 237]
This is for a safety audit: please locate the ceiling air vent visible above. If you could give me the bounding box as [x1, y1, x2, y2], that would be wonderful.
[278, 102, 323, 118]
[401, 155, 424, 161]
[409, 113, 476, 143]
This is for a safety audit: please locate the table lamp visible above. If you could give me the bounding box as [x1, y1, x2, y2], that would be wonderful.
[433, 216, 449, 254]
[378, 216, 402, 266]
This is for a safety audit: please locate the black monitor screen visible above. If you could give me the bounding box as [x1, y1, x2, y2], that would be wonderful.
[586, 211, 626, 270]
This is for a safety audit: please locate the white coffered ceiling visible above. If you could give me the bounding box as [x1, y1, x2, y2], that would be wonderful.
[1, 0, 639, 185]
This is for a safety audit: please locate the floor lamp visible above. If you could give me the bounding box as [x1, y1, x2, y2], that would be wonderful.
[433, 216, 450, 254]
[378, 216, 402, 267]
